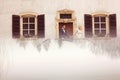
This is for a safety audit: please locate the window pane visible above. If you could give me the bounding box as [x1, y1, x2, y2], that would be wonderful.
[101, 17, 106, 22]
[94, 17, 99, 22]
[30, 30, 35, 36]
[23, 18, 28, 23]
[29, 17, 35, 23]
[23, 24, 28, 29]
[95, 30, 99, 35]
[60, 14, 72, 19]
[94, 24, 99, 28]
[101, 24, 106, 28]
[23, 30, 29, 37]
[100, 30, 106, 37]
[30, 24, 35, 29]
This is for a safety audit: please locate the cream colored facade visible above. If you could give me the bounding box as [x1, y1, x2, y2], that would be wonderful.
[0, 0, 120, 39]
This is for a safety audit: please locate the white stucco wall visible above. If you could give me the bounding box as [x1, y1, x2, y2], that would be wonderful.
[0, 0, 120, 39]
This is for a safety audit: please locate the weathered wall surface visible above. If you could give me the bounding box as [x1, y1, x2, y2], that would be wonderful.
[0, 0, 120, 39]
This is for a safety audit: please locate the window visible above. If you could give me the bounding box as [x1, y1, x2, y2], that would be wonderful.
[84, 14, 117, 38]
[22, 17, 36, 38]
[12, 14, 45, 39]
[94, 16, 106, 37]
[60, 14, 72, 19]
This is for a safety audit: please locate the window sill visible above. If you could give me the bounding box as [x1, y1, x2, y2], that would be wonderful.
[19, 36, 39, 41]
[91, 34, 111, 39]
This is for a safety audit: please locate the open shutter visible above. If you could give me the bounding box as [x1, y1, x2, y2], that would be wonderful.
[84, 14, 92, 37]
[12, 15, 20, 38]
[109, 14, 117, 37]
[37, 14, 45, 38]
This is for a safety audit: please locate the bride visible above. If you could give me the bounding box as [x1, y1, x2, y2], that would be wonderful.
[75, 26, 82, 39]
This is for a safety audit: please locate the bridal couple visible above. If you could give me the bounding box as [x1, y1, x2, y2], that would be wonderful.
[59, 25, 82, 39]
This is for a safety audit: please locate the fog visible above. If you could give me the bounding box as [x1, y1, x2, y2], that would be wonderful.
[0, 38, 120, 80]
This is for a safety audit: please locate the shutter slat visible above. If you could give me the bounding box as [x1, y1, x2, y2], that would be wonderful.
[84, 14, 92, 37]
[37, 15, 45, 38]
[12, 15, 20, 38]
[109, 14, 117, 37]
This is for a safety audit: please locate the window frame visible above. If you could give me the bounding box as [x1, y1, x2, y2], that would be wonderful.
[92, 14, 109, 37]
[20, 14, 38, 39]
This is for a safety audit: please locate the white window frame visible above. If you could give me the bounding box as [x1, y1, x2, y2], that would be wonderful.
[92, 14, 109, 37]
[20, 13, 38, 39]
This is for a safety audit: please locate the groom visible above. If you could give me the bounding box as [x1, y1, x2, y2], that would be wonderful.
[59, 25, 69, 39]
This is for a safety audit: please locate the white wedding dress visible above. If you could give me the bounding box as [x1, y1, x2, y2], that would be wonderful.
[76, 30, 82, 39]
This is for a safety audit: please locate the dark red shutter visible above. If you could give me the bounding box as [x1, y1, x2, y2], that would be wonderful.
[84, 14, 92, 37]
[12, 15, 20, 38]
[109, 14, 117, 37]
[37, 15, 45, 38]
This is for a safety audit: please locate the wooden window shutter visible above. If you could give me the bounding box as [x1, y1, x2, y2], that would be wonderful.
[84, 14, 92, 37]
[109, 14, 117, 37]
[37, 14, 45, 38]
[12, 15, 20, 38]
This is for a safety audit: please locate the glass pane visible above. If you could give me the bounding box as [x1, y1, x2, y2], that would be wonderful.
[23, 18, 28, 23]
[60, 14, 72, 19]
[23, 30, 29, 37]
[101, 24, 106, 28]
[100, 30, 106, 37]
[95, 30, 99, 35]
[29, 17, 35, 23]
[94, 17, 99, 22]
[23, 24, 28, 29]
[94, 24, 99, 28]
[101, 17, 106, 22]
[30, 24, 35, 29]
[29, 30, 35, 36]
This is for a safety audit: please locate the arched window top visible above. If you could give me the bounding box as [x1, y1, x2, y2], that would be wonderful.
[91, 11, 109, 16]
[19, 12, 38, 17]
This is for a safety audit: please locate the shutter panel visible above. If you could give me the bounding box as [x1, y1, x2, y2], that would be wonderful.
[12, 15, 20, 38]
[109, 14, 117, 37]
[37, 15, 45, 38]
[84, 14, 92, 37]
